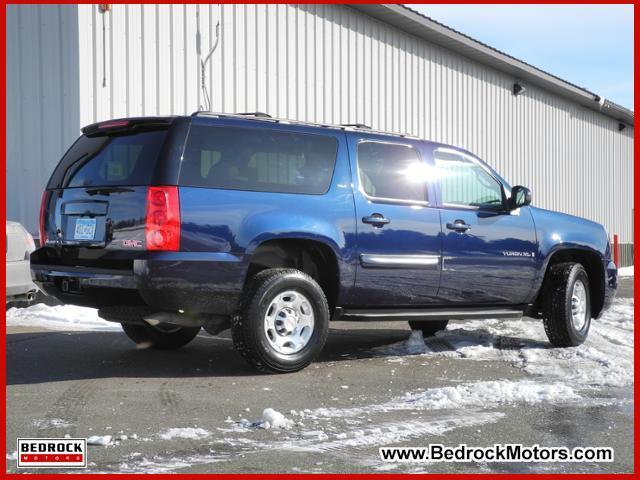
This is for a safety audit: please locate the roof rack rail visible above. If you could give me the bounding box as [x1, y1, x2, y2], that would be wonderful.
[340, 123, 371, 130]
[190, 112, 419, 139]
[235, 112, 272, 118]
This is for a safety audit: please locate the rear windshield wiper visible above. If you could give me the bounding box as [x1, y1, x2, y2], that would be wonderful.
[85, 187, 136, 196]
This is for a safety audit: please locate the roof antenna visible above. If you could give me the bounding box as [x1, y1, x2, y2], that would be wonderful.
[197, 7, 221, 112]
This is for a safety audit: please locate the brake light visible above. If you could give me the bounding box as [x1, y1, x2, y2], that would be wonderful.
[98, 119, 130, 129]
[39, 191, 50, 246]
[145, 186, 180, 251]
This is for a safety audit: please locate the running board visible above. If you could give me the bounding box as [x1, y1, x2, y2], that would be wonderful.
[335, 306, 525, 322]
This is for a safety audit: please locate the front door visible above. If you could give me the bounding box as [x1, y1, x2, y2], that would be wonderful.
[433, 148, 538, 305]
[348, 137, 441, 306]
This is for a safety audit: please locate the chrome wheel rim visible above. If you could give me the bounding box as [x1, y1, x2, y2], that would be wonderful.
[571, 279, 588, 332]
[264, 290, 315, 355]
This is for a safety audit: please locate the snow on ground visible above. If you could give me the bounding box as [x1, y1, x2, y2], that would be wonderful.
[302, 380, 582, 420]
[6, 297, 634, 473]
[373, 298, 634, 390]
[159, 428, 211, 440]
[224, 411, 505, 454]
[6, 304, 120, 332]
[87, 435, 113, 446]
[260, 408, 295, 430]
[618, 265, 634, 277]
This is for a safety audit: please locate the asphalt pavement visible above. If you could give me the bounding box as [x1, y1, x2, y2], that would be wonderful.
[6, 278, 634, 473]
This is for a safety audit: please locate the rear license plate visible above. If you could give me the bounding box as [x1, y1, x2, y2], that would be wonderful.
[74, 218, 97, 240]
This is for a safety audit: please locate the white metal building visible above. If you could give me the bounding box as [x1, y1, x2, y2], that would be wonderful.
[7, 4, 634, 265]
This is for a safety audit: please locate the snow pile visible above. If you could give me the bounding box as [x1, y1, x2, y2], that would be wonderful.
[618, 265, 634, 277]
[225, 408, 296, 431]
[159, 428, 211, 440]
[373, 298, 634, 389]
[87, 435, 112, 446]
[261, 408, 295, 430]
[6, 304, 119, 332]
[309, 379, 580, 420]
[399, 380, 579, 410]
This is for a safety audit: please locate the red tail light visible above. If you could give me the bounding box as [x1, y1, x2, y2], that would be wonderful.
[39, 191, 50, 246]
[145, 186, 180, 251]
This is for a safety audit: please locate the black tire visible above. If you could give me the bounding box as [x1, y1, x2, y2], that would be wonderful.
[232, 268, 330, 373]
[542, 262, 591, 347]
[408, 320, 449, 337]
[121, 323, 201, 350]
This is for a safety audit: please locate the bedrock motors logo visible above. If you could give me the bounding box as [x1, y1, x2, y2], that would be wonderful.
[17, 438, 87, 468]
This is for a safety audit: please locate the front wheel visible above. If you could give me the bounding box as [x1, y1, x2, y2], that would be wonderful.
[232, 268, 330, 373]
[121, 323, 201, 350]
[542, 262, 591, 347]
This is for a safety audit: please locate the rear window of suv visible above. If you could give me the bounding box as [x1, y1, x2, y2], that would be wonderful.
[179, 125, 338, 194]
[48, 129, 169, 189]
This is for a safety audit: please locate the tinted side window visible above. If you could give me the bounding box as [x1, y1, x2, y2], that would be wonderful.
[179, 125, 338, 194]
[434, 150, 504, 209]
[357, 142, 427, 203]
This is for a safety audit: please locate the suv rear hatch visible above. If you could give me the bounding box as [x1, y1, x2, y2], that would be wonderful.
[37, 117, 188, 269]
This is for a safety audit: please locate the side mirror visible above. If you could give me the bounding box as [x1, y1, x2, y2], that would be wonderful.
[510, 185, 532, 210]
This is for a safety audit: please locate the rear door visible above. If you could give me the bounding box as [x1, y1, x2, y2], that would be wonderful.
[348, 136, 441, 306]
[41, 118, 186, 263]
[433, 147, 537, 305]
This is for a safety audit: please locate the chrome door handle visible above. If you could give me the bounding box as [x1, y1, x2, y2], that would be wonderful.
[362, 214, 390, 227]
[446, 220, 471, 232]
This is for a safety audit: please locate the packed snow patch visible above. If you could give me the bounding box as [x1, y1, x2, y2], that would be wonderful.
[87, 435, 112, 446]
[373, 299, 634, 389]
[618, 265, 634, 277]
[6, 304, 119, 332]
[33, 418, 72, 429]
[307, 380, 580, 420]
[159, 428, 211, 440]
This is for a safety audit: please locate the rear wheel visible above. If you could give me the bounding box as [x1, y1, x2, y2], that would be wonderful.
[408, 320, 449, 337]
[542, 262, 591, 347]
[121, 323, 201, 350]
[232, 268, 329, 373]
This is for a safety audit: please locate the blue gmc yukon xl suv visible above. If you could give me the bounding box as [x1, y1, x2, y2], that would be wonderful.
[32, 113, 618, 373]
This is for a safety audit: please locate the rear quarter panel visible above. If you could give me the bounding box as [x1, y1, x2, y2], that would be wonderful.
[177, 125, 357, 306]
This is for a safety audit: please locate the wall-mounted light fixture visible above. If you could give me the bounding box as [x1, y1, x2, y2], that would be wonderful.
[618, 123, 627, 132]
[512, 82, 526, 96]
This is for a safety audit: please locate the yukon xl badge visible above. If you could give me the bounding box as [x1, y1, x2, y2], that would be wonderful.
[502, 251, 535, 257]
[122, 239, 143, 248]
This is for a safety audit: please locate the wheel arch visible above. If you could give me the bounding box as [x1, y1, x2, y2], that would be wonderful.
[243, 236, 343, 314]
[533, 246, 606, 318]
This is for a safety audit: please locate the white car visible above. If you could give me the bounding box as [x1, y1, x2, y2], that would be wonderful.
[6, 221, 37, 303]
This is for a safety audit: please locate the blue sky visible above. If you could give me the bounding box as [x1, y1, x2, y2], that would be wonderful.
[406, 4, 634, 109]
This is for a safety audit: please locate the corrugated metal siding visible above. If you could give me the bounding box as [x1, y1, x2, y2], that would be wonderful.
[8, 4, 634, 262]
[6, 5, 80, 234]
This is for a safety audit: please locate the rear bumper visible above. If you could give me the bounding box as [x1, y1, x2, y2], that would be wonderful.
[6, 259, 38, 300]
[31, 252, 245, 315]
